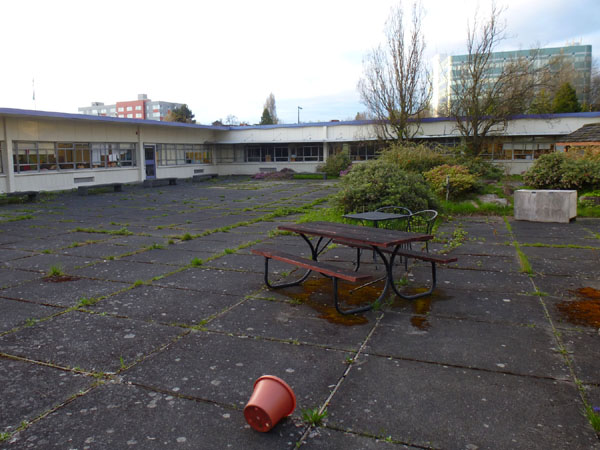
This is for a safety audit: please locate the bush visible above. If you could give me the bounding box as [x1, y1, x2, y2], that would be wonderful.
[378, 142, 450, 174]
[523, 152, 600, 190]
[452, 155, 503, 180]
[334, 159, 438, 213]
[318, 151, 351, 177]
[424, 164, 478, 199]
[522, 153, 566, 188]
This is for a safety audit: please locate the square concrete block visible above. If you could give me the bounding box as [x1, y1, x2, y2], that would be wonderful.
[514, 190, 577, 223]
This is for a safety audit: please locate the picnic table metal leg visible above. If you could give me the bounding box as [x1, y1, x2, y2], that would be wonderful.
[384, 248, 437, 300]
[262, 256, 312, 289]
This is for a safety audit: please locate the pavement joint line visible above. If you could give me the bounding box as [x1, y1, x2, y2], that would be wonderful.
[358, 349, 573, 383]
[524, 267, 600, 432]
[316, 423, 437, 449]
[2, 382, 102, 444]
[296, 311, 385, 447]
[126, 380, 242, 412]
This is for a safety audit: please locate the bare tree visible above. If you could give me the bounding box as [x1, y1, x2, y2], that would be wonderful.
[358, 1, 431, 141]
[449, 3, 539, 156]
[264, 93, 278, 124]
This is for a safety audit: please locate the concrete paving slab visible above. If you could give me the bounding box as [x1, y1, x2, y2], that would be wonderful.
[531, 274, 600, 298]
[0, 268, 43, 289]
[409, 266, 533, 294]
[0, 357, 92, 434]
[0, 311, 184, 372]
[58, 242, 148, 259]
[447, 254, 520, 272]
[448, 242, 516, 257]
[0, 277, 126, 307]
[0, 298, 61, 333]
[529, 256, 600, 279]
[3, 253, 100, 273]
[71, 260, 175, 283]
[368, 315, 568, 379]
[387, 289, 551, 327]
[4, 234, 86, 252]
[157, 267, 264, 296]
[6, 382, 304, 450]
[124, 331, 351, 414]
[301, 428, 413, 449]
[327, 354, 600, 449]
[0, 248, 36, 263]
[561, 329, 600, 384]
[206, 297, 376, 351]
[520, 245, 600, 261]
[119, 248, 212, 266]
[89, 285, 242, 325]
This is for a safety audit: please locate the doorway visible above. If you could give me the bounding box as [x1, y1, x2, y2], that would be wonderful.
[144, 145, 156, 179]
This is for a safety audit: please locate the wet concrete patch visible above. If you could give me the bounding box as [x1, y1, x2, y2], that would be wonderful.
[0, 311, 184, 372]
[7, 382, 304, 450]
[369, 315, 568, 379]
[326, 354, 598, 449]
[124, 331, 350, 415]
[157, 267, 264, 296]
[206, 297, 376, 351]
[0, 357, 92, 434]
[90, 285, 241, 325]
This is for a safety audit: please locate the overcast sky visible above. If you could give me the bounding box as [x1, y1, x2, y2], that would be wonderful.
[1, 0, 598, 124]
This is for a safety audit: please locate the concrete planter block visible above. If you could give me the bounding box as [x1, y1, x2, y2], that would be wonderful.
[514, 190, 577, 223]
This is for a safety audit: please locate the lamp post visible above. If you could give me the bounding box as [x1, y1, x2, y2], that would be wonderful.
[297, 106, 302, 124]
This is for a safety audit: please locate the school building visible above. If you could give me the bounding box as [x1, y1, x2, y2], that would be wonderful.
[1, 107, 600, 195]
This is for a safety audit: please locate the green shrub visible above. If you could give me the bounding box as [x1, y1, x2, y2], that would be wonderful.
[522, 153, 567, 189]
[452, 155, 503, 180]
[318, 150, 351, 177]
[523, 152, 600, 190]
[378, 142, 450, 173]
[334, 159, 438, 213]
[424, 164, 478, 199]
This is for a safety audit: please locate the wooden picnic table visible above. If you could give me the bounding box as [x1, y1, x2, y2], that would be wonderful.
[273, 222, 436, 313]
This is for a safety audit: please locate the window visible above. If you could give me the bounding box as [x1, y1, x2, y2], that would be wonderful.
[293, 144, 323, 162]
[126, 106, 133, 111]
[90, 143, 136, 168]
[117, 107, 124, 112]
[156, 143, 211, 166]
[57, 143, 91, 169]
[136, 113, 142, 118]
[13, 142, 57, 172]
[349, 143, 379, 161]
[127, 114, 133, 118]
[13, 141, 136, 172]
[135, 105, 142, 110]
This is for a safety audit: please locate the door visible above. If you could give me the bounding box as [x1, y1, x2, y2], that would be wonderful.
[144, 145, 156, 179]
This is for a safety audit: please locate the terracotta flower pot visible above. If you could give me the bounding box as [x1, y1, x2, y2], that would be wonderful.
[244, 375, 296, 432]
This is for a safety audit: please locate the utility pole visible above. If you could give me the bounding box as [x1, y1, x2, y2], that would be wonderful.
[297, 106, 302, 124]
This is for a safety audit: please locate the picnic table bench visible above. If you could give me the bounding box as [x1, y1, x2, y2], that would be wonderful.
[252, 221, 453, 314]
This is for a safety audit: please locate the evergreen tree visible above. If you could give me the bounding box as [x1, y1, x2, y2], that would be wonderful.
[260, 107, 274, 125]
[528, 89, 553, 114]
[552, 83, 581, 113]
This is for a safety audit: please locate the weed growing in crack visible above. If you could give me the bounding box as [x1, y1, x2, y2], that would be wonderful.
[301, 407, 327, 426]
[47, 265, 64, 277]
[190, 257, 203, 267]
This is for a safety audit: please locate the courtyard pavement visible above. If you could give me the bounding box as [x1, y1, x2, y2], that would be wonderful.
[0, 178, 599, 449]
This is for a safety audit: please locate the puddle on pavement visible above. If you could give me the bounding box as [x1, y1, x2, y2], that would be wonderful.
[557, 287, 600, 328]
[280, 275, 452, 329]
[44, 275, 81, 283]
[280, 277, 385, 326]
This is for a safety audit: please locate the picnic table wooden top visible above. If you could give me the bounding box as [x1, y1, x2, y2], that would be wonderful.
[278, 221, 432, 249]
